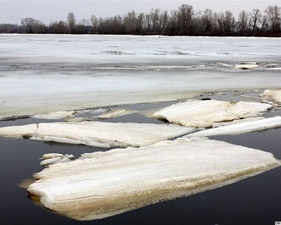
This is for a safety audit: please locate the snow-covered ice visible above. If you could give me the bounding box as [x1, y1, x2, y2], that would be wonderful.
[0, 121, 194, 148]
[27, 137, 280, 221]
[152, 100, 272, 128]
[1, 35, 281, 120]
[188, 116, 281, 137]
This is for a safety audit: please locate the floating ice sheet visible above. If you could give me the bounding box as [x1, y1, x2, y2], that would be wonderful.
[152, 100, 272, 128]
[0, 121, 194, 148]
[27, 137, 280, 221]
[188, 116, 281, 137]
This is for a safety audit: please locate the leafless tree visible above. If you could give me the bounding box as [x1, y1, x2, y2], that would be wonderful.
[237, 10, 249, 35]
[250, 9, 262, 33]
[177, 4, 194, 35]
[21, 18, 45, 33]
[265, 5, 281, 33]
[67, 12, 76, 33]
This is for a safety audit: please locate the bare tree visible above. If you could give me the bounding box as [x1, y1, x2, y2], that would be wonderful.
[123, 11, 137, 34]
[237, 10, 249, 35]
[21, 18, 45, 33]
[90, 15, 99, 33]
[200, 9, 214, 34]
[250, 9, 262, 33]
[67, 12, 76, 33]
[49, 21, 68, 33]
[177, 4, 194, 35]
[136, 13, 145, 34]
[265, 5, 281, 33]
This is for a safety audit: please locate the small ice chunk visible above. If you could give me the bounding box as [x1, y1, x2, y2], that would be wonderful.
[27, 137, 280, 221]
[262, 89, 281, 104]
[235, 62, 259, 70]
[40, 153, 74, 167]
[152, 100, 272, 128]
[0, 121, 194, 148]
[43, 153, 64, 159]
[188, 116, 281, 137]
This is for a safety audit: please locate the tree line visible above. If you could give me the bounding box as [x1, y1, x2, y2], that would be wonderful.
[0, 4, 281, 36]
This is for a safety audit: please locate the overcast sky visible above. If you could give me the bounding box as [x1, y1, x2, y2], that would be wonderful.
[1, 0, 280, 24]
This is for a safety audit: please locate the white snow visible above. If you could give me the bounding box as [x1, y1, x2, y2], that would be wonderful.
[0, 121, 194, 148]
[27, 137, 280, 221]
[152, 100, 272, 128]
[188, 116, 281, 137]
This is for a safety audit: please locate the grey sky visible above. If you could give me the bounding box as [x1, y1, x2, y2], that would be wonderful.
[1, 0, 280, 24]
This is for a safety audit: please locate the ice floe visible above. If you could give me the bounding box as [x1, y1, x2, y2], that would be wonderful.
[188, 116, 281, 137]
[27, 137, 280, 221]
[262, 90, 281, 104]
[0, 122, 194, 148]
[235, 62, 259, 70]
[152, 100, 272, 128]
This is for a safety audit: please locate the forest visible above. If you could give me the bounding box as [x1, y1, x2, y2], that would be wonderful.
[0, 4, 281, 36]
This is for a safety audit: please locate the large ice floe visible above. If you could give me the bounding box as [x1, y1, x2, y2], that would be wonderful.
[27, 137, 280, 221]
[0, 121, 193, 148]
[152, 100, 272, 128]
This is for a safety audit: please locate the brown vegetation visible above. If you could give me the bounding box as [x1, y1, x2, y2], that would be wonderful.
[0, 4, 280, 36]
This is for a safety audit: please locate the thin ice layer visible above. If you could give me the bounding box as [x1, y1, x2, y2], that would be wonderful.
[27, 137, 280, 221]
[0, 121, 194, 148]
[152, 100, 272, 128]
[188, 116, 281, 137]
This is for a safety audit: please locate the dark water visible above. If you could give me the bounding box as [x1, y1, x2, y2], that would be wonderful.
[0, 105, 281, 225]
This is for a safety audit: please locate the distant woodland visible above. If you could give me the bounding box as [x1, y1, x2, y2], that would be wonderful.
[1, 4, 281, 36]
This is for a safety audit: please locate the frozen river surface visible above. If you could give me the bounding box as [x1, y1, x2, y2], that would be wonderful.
[1, 34, 281, 119]
[0, 34, 281, 225]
